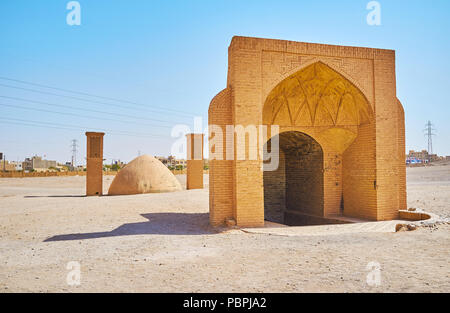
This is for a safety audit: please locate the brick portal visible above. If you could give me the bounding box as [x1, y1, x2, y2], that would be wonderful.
[186, 133, 204, 190]
[208, 36, 406, 227]
[86, 132, 104, 196]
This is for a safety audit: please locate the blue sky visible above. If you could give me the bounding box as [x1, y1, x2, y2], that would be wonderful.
[0, 0, 449, 164]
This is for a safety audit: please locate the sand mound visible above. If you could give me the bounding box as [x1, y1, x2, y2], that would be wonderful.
[108, 155, 182, 195]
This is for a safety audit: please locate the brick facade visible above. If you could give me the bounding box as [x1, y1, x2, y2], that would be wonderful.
[186, 133, 204, 190]
[86, 132, 104, 196]
[208, 36, 406, 227]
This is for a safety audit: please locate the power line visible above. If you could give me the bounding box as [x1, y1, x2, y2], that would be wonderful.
[0, 139, 61, 146]
[0, 77, 198, 117]
[0, 76, 197, 115]
[0, 84, 191, 116]
[0, 118, 168, 139]
[0, 117, 170, 139]
[0, 102, 173, 129]
[0, 95, 184, 126]
[0, 82, 194, 118]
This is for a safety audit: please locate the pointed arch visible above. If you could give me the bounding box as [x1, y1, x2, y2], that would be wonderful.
[263, 62, 374, 127]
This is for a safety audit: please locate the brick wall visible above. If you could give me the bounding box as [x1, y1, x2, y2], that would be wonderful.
[208, 88, 234, 226]
[86, 132, 104, 196]
[373, 53, 401, 220]
[186, 133, 204, 190]
[342, 122, 377, 220]
[263, 148, 285, 223]
[397, 99, 407, 212]
[323, 151, 343, 217]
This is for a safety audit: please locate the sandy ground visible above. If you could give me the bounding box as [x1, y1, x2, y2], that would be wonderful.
[406, 164, 450, 220]
[0, 166, 449, 293]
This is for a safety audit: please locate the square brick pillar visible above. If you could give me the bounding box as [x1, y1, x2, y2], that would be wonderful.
[86, 132, 104, 196]
[186, 133, 204, 190]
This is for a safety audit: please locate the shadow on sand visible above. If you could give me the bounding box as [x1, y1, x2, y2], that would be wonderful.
[44, 212, 214, 242]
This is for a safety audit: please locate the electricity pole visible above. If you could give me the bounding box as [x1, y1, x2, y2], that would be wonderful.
[71, 139, 78, 170]
[424, 121, 436, 162]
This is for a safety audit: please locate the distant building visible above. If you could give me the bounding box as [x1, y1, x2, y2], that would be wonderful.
[155, 155, 186, 168]
[22, 156, 57, 172]
[104, 160, 124, 172]
[12, 161, 22, 171]
[155, 156, 168, 166]
[407, 150, 427, 161]
[112, 160, 125, 167]
[174, 158, 186, 168]
[77, 165, 85, 171]
[406, 150, 442, 164]
[0, 161, 23, 171]
[64, 162, 74, 171]
[2, 161, 15, 171]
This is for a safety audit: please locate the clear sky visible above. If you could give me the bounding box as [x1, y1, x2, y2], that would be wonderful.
[1, 0, 449, 164]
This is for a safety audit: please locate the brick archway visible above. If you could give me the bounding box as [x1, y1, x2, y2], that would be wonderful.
[208, 37, 406, 227]
[262, 61, 377, 222]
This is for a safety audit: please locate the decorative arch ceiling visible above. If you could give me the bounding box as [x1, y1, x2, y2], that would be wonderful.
[263, 62, 373, 127]
[277, 131, 322, 157]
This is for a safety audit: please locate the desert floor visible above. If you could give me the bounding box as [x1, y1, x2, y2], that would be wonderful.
[0, 165, 449, 292]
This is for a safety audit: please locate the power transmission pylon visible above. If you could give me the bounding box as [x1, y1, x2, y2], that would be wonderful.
[71, 139, 78, 169]
[423, 121, 436, 162]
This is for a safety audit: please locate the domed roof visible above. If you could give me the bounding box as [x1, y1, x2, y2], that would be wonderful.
[108, 155, 182, 195]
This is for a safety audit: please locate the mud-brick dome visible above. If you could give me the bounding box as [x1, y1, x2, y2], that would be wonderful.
[108, 155, 182, 195]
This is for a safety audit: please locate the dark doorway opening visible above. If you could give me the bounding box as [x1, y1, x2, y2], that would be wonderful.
[264, 131, 324, 226]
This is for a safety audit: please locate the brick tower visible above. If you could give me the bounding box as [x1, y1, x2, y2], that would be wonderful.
[186, 133, 204, 190]
[86, 132, 105, 196]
